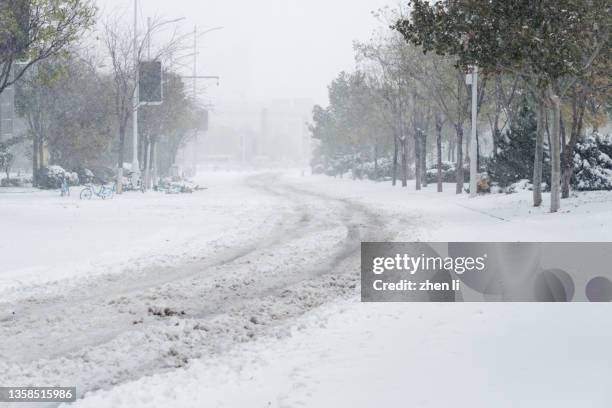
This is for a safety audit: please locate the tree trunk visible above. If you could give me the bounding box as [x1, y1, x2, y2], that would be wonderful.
[144, 138, 152, 190]
[476, 130, 480, 170]
[139, 135, 146, 173]
[421, 132, 428, 187]
[492, 74, 502, 157]
[392, 135, 398, 186]
[455, 124, 464, 194]
[32, 135, 39, 187]
[38, 138, 44, 168]
[151, 140, 158, 187]
[401, 136, 408, 187]
[415, 132, 421, 190]
[548, 87, 561, 213]
[533, 96, 545, 207]
[436, 116, 443, 192]
[373, 144, 378, 177]
[117, 124, 126, 194]
[561, 95, 585, 199]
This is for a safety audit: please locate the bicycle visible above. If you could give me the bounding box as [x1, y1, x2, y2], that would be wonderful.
[59, 177, 70, 197]
[80, 183, 115, 200]
[123, 171, 145, 193]
[156, 180, 182, 194]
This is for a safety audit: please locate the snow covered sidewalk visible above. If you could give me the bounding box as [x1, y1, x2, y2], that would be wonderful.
[284, 172, 612, 242]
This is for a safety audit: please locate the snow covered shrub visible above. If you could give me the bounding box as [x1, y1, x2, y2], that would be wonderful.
[425, 161, 469, 183]
[426, 161, 456, 183]
[486, 102, 550, 187]
[506, 179, 533, 194]
[315, 153, 397, 181]
[362, 157, 394, 181]
[572, 133, 612, 191]
[88, 166, 116, 183]
[324, 155, 351, 176]
[74, 166, 96, 184]
[312, 163, 325, 175]
[37, 165, 79, 189]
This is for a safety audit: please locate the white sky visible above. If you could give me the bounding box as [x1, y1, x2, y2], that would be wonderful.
[97, 0, 393, 107]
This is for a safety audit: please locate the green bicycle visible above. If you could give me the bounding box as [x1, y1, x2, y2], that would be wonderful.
[80, 183, 115, 200]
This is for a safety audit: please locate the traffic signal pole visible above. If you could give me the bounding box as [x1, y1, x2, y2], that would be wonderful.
[132, 0, 140, 176]
[469, 66, 478, 198]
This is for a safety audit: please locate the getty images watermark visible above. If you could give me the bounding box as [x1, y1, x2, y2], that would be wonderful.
[361, 242, 612, 302]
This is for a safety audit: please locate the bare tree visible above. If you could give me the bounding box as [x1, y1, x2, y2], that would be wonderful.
[101, 14, 189, 192]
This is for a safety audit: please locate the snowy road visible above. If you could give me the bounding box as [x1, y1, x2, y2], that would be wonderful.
[2, 171, 612, 407]
[0, 172, 397, 402]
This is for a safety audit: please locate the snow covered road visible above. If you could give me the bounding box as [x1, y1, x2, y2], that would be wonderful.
[2, 171, 611, 407]
[0, 172, 397, 402]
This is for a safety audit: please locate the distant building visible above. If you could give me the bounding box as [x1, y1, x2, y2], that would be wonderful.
[0, 68, 35, 171]
[0, 81, 15, 141]
[202, 97, 314, 167]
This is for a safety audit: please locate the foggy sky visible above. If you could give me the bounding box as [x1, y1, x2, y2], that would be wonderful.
[98, 0, 392, 107]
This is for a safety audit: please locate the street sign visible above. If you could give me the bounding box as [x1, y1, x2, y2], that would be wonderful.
[139, 61, 163, 105]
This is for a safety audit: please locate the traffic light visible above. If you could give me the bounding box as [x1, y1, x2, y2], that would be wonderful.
[139, 60, 162, 105]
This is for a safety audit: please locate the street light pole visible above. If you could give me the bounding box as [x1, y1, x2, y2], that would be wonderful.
[469, 66, 478, 198]
[192, 25, 198, 175]
[132, 0, 140, 176]
[188, 25, 223, 175]
[193, 26, 197, 100]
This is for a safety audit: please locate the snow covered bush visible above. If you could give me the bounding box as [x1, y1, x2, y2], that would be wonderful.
[506, 179, 533, 194]
[425, 161, 468, 183]
[362, 157, 394, 181]
[312, 163, 325, 175]
[572, 133, 612, 191]
[323, 155, 354, 177]
[315, 152, 411, 182]
[37, 165, 79, 189]
[74, 166, 97, 184]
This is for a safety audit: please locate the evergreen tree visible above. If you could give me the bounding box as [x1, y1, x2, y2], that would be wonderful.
[573, 133, 612, 191]
[486, 102, 550, 188]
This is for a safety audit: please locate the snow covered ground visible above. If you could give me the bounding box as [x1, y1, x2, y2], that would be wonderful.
[71, 301, 612, 408]
[283, 172, 612, 242]
[2, 170, 611, 407]
[0, 172, 285, 300]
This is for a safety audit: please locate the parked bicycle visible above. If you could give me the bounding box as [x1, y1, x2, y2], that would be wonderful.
[123, 171, 145, 193]
[156, 180, 182, 194]
[59, 176, 70, 197]
[80, 182, 115, 200]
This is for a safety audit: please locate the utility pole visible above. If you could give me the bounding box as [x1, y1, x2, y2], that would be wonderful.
[193, 26, 197, 100]
[182, 25, 223, 175]
[132, 0, 140, 176]
[192, 25, 198, 175]
[469, 65, 478, 198]
[144, 16, 152, 189]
